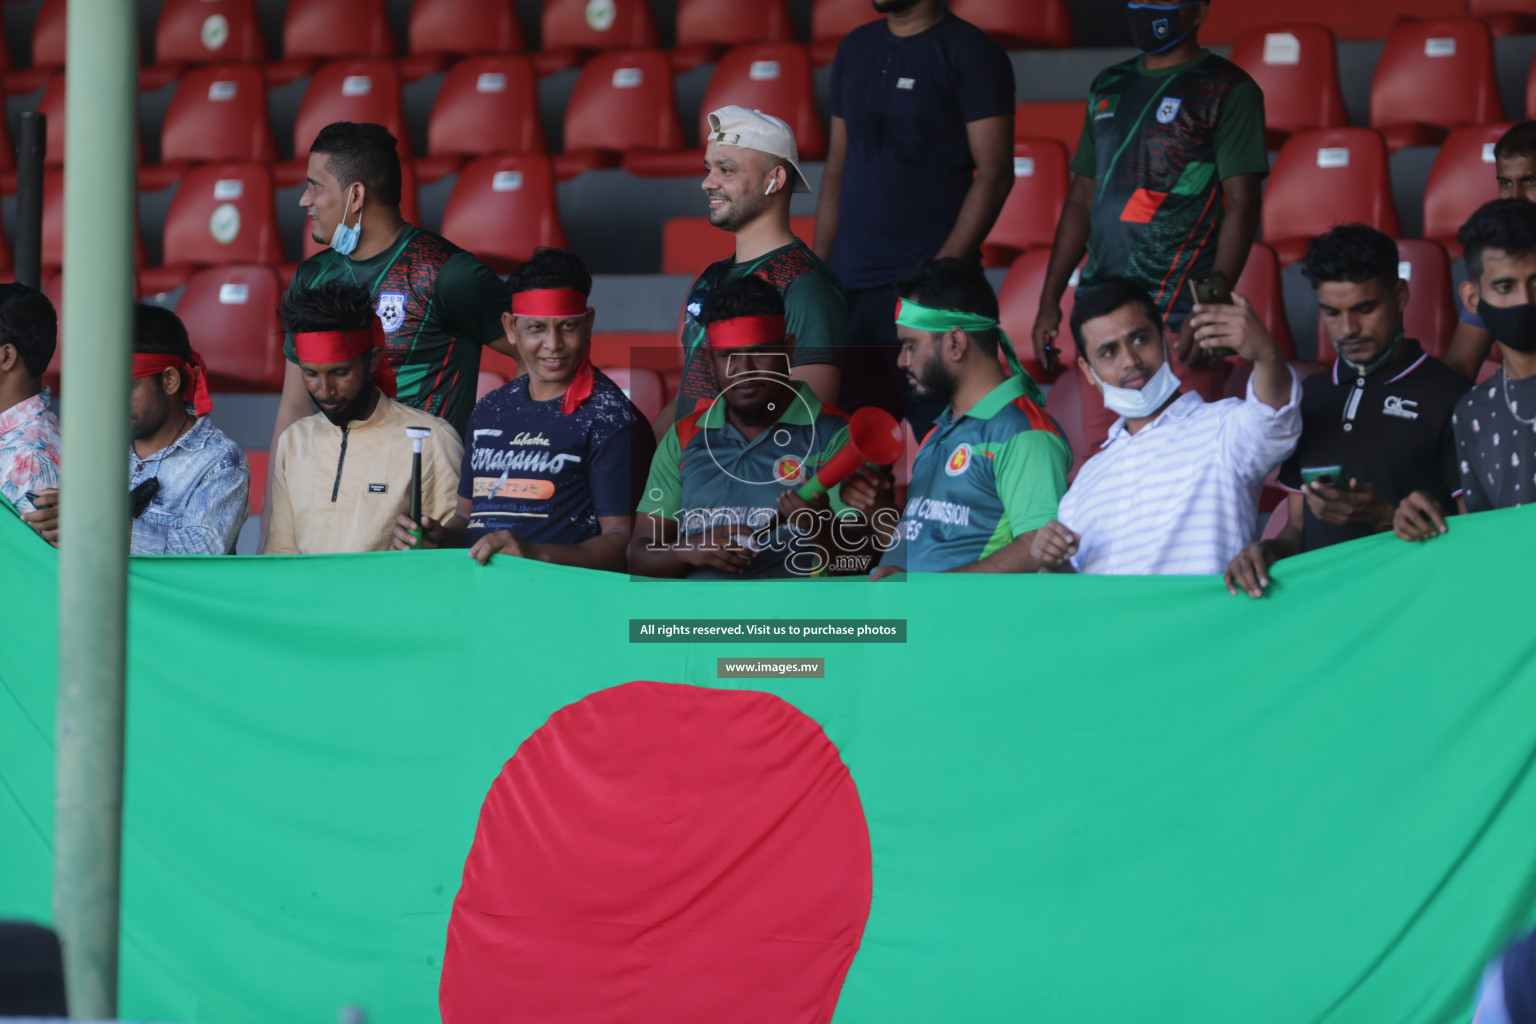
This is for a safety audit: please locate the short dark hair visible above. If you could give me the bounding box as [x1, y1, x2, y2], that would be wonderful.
[133, 303, 191, 357]
[699, 274, 784, 325]
[1070, 278, 1164, 357]
[1301, 223, 1400, 290]
[1496, 121, 1536, 162]
[310, 122, 402, 208]
[895, 257, 1001, 356]
[0, 283, 57, 378]
[278, 280, 376, 335]
[1459, 198, 1536, 283]
[508, 247, 592, 298]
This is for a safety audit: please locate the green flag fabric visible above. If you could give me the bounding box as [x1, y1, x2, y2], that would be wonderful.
[3, 505, 1536, 1022]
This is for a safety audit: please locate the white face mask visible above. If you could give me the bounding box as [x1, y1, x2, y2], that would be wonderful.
[1088, 350, 1180, 419]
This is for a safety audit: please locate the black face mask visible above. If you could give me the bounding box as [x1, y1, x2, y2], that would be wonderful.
[872, 0, 923, 13]
[1126, 2, 1199, 54]
[1478, 300, 1536, 354]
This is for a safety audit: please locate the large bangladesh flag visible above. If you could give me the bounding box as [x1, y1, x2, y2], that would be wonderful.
[2, 505, 1536, 1022]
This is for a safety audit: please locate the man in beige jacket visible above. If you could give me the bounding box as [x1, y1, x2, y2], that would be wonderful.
[264, 281, 462, 554]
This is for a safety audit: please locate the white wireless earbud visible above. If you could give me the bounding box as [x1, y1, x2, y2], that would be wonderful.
[764, 181, 775, 196]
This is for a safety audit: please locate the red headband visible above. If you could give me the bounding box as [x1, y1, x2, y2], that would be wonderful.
[293, 322, 397, 399]
[512, 288, 589, 318]
[706, 314, 787, 350]
[131, 352, 213, 417]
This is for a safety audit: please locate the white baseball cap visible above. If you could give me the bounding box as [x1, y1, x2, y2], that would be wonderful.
[705, 105, 813, 195]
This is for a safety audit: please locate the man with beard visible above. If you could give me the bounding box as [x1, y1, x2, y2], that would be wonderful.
[852, 259, 1070, 577]
[264, 281, 463, 554]
[631, 276, 865, 579]
[661, 105, 845, 432]
[814, 0, 1015, 437]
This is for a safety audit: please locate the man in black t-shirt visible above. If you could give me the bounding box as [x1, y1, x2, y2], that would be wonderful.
[393, 249, 654, 571]
[814, 0, 1015, 436]
[1225, 226, 1468, 597]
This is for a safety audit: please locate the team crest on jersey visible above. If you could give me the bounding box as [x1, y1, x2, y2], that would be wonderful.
[774, 455, 805, 485]
[376, 291, 407, 333]
[945, 443, 972, 477]
[1156, 97, 1183, 124]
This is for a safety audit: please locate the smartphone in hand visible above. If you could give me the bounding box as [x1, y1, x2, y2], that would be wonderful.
[1190, 271, 1237, 358]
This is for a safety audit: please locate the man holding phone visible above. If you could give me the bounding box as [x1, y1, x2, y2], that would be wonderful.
[0, 284, 61, 543]
[1225, 225, 1468, 597]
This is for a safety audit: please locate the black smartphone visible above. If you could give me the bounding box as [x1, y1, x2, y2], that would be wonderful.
[1190, 271, 1236, 358]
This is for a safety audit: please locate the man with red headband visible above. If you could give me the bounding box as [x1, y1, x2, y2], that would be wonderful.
[264, 281, 462, 554]
[631, 276, 868, 579]
[392, 249, 654, 570]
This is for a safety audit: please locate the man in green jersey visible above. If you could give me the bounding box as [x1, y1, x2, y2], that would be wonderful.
[1031, 0, 1268, 447]
[656, 106, 846, 438]
[848, 259, 1071, 577]
[268, 122, 511, 458]
[632, 277, 871, 579]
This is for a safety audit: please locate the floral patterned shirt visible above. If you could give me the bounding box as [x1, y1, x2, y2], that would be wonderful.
[0, 389, 61, 514]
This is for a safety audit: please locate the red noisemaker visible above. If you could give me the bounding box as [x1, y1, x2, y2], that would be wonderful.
[795, 406, 905, 500]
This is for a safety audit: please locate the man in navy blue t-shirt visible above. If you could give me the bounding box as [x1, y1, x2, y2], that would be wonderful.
[393, 248, 654, 570]
[814, 0, 1015, 436]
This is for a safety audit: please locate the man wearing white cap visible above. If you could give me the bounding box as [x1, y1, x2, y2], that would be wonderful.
[657, 105, 847, 438]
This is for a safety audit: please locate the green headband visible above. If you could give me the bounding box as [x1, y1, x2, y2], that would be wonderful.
[894, 297, 1043, 403]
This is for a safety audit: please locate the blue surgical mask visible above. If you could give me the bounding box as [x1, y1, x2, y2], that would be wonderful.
[1089, 351, 1181, 419]
[330, 186, 361, 256]
[1126, 2, 1201, 55]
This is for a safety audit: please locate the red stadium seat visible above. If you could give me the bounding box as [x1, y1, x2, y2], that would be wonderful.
[1422, 122, 1511, 259]
[159, 64, 278, 165]
[1468, 0, 1536, 37]
[536, 0, 659, 77]
[440, 154, 567, 273]
[245, 449, 268, 514]
[141, 162, 283, 294]
[1228, 25, 1348, 148]
[662, 215, 816, 276]
[673, 0, 794, 72]
[600, 366, 665, 420]
[278, 58, 410, 187]
[1201, 0, 1464, 45]
[40, 272, 144, 391]
[1313, 239, 1458, 362]
[173, 263, 286, 391]
[1234, 242, 1298, 361]
[625, 42, 825, 176]
[557, 50, 684, 180]
[1014, 100, 1087, 156]
[476, 370, 508, 401]
[1370, 18, 1503, 151]
[951, 0, 1074, 49]
[980, 138, 1070, 268]
[3, 0, 64, 94]
[416, 56, 545, 183]
[153, 0, 267, 66]
[997, 249, 1081, 382]
[589, 332, 684, 373]
[401, 0, 523, 81]
[1262, 128, 1401, 266]
[1044, 370, 1091, 477]
[282, 0, 395, 60]
[808, 0, 879, 66]
[297, 159, 421, 262]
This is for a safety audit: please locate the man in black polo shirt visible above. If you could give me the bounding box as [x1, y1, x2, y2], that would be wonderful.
[1226, 225, 1468, 597]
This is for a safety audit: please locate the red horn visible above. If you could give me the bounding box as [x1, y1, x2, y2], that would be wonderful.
[795, 406, 905, 500]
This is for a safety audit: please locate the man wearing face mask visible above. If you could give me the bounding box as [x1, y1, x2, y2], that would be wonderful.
[1031, 0, 1267, 449]
[268, 122, 509, 480]
[1399, 199, 1536, 538]
[1032, 277, 1299, 575]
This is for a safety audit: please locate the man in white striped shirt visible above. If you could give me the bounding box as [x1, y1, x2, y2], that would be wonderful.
[1033, 278, 1300, 575]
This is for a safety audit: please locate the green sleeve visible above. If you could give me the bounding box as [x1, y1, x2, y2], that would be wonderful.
[1068, 100, 1097, 178]
[438, 252, 512, 346]
[1213, 78, 1270, 180]
[784, 272, 847, 369]
[994, 431, 1070, 537]
[638, 425, 683, 521]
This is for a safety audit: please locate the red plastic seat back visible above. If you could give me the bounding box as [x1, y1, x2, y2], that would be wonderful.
[599, 367, 665, 420]
[1370, 18, 1503, 131]
[811, 0, 879, 46]
[998, 249, 1081, 376]
[676, 0, 793, 48]
[1422, 123, 1512, 256]
[1263, 128, 1401, 260]
[440, 154, 568, 271]
[541, 0, 658, 52]
[563, 50, 683, 153]
[155, 0, 267, 64]
[983, 138, 1070, 259]
[283, 0, 396, 60]
[175, 264, 286, 391]
[426, 56, 546, 157]
[698, 44, 824, 161]
[1201, 0, 1465, 45]
[409, 0, 523, 57]
[30, 0, 67, 70]
[294, 58, 412, 159]
[1228, 25, 1347, 136]
[1234, 242, 1298, 360]
[162, 162, 283, 268]
[951, 0, 1073, 48]
[1014, 100, 1089, 156]
[162, 64, 277, 163]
